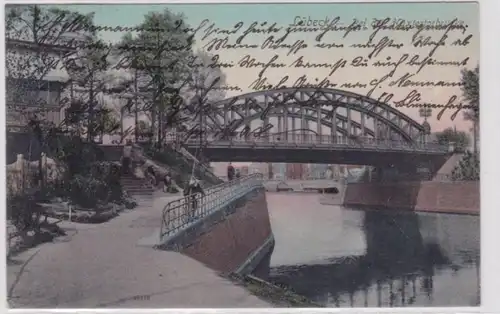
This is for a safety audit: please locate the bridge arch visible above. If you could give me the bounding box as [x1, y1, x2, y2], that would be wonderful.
[212, 108, 376, 138]
[202, 88, 425, 144]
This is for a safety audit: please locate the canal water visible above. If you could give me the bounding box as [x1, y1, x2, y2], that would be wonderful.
[265, 193, 480, 308]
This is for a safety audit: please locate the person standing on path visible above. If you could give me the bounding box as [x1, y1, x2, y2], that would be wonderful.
[227, 162, 235, 181]
[122, 140, 133, 174]
[146, 165, 157, 186]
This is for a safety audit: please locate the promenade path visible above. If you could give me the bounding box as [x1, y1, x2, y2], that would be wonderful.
[7, 192, 270, 308]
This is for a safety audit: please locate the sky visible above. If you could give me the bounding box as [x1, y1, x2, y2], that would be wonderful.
[44, 2, 479, 134]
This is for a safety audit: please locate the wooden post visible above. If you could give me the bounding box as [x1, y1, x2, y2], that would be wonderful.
[16, 154, 24, 193]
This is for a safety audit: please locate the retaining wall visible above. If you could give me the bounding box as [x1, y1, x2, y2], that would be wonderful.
[158, 188, 274, 276]
[343, 181, 480, 215]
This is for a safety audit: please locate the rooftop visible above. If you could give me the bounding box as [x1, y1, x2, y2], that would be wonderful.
[5, 38, 78, 54]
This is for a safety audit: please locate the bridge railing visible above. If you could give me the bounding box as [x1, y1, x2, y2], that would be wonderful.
[184, 133, 449, 153]
[159, 173, 263, 241]
[360, 172, 456, 183]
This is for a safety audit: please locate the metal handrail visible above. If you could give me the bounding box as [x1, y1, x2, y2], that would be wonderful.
[165, 132, 222, 183]
[355, 172, 464, 183]
[134, 142, 222, 185]
[184, 133, 450, 153]
[159, 173, 263, 241]
[176, 146, 221, 183]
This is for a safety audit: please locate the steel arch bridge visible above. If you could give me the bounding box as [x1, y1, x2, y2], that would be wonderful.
[181, 88, 449, 165]
[196, 87, 427, 143]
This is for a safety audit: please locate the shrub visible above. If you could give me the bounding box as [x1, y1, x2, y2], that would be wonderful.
[451, 151, 480, 181]
[7, 194, 45, 232]
[90, 162, 123, 203]
[66, 175, 109, 208]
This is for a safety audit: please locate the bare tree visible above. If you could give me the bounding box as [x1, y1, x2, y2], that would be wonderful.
[180, 50, 228, 151]
[185, 50, 227, 103]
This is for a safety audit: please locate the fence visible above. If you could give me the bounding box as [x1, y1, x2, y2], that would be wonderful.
[135, 140, 222, 185]
[175, 146, 222, 184]
[159, 173, 263, 241]
[165, 131, 222, 184]
[355, 171, 465, 183]
[184, 133, 450, 153]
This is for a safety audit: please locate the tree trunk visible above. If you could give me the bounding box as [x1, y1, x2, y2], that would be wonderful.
[151, 108, 156, 144]
[87, 74, 94, 142]
[157, 109, 163, 147]
[120, 109, 124, 143]
[134, 69, 139, 142]
[473, 119, 478, 155]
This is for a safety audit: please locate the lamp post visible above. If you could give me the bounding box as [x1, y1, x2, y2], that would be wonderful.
[199, 89, 204, 162]
[419, 106, 432, 144]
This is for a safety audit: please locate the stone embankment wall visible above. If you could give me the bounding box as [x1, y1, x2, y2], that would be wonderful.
[343, 181, 479, 215]
[159, 188, 275, 276]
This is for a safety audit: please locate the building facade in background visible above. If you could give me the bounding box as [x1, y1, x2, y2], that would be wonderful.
[6, 39, 75, 132]
[271, 163, 286, 180]
[239, 165, 249, 176]
[307, 164, 330, 179]
[6, 38, 77, 163]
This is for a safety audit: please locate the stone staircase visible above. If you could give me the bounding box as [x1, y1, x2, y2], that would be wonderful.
[120, 173, 155, 207]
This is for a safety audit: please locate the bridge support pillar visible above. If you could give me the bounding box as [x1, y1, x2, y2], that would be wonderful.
[360, 113, 366, 137]
[372, 163, 435, 182]
[316, 106, 322, 138]
[223, 108, 228, 126]
[283, 109, 288, 141]
[277, 116, 282, 139]
[346, 107, 352, 140]
[371, 165, 401, 182]
[245, 100, 250, 141]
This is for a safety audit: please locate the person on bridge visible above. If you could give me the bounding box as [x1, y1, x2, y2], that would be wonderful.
[184, 178, 205, 221]
[227, 162, 235, 181]
[235, 169, 241, 179]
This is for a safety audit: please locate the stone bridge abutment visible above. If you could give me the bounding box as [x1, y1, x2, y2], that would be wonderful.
[343, 181, 479, 215]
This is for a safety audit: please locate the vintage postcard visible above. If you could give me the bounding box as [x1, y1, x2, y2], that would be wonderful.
[5, 1, 480, 309]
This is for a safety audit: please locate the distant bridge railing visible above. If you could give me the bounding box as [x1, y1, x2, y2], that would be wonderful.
[184, 133, 450, 153]
[159, 173, 263, 241]
[357, 172, 457, 183]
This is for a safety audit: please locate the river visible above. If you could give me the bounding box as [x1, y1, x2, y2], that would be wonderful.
[265, 192, 480, 308]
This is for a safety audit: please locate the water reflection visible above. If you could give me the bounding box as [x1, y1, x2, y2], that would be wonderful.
[266, 193, 480, 307]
